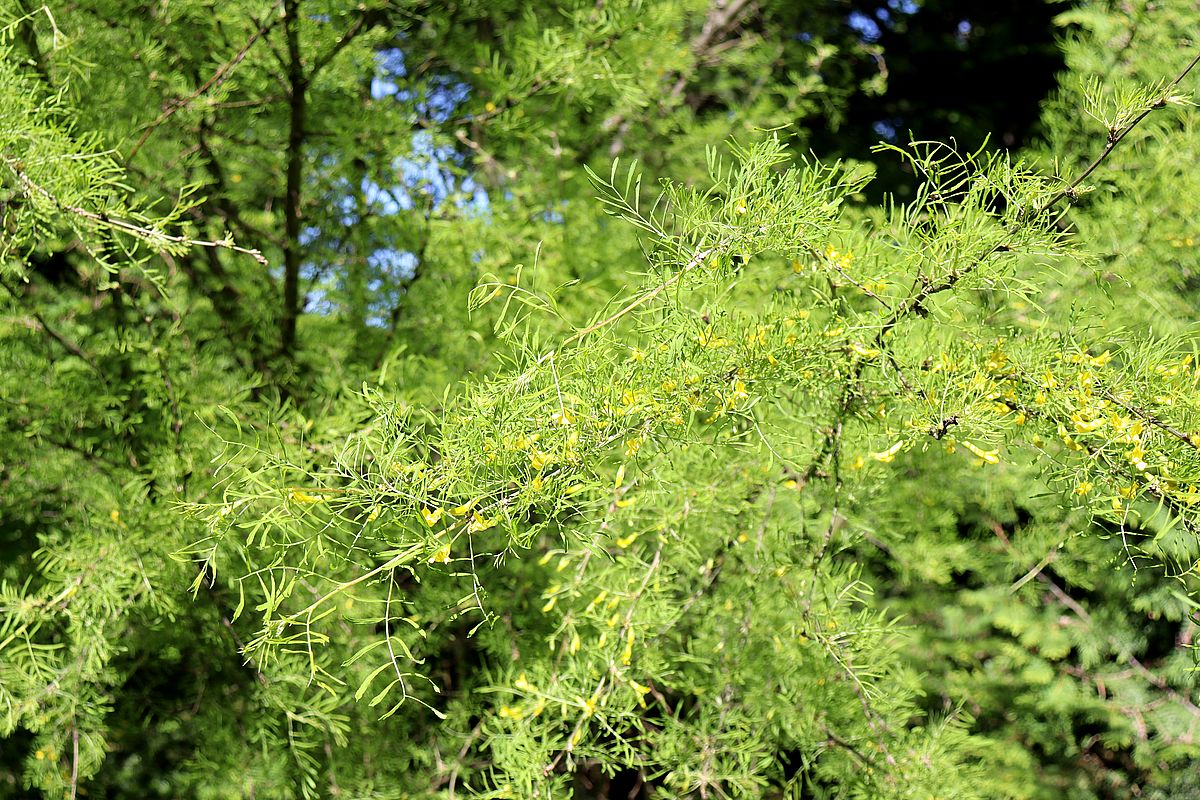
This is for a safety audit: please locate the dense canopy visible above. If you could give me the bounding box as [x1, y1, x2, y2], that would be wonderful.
[3, 1, 1200, 798]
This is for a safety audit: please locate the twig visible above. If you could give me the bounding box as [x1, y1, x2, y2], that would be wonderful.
[1, 154, 268, 265]
[1036, 48, 1200, 214]
[127, 2, 284, 160]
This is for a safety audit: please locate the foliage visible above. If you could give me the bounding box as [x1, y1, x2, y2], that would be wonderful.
[2, 1, 1200, 799]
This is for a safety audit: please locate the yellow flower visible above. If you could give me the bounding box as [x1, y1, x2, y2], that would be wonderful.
[421, 507, 443, 527]
[498, 705, 523, 720]
[870, 441, 904, 463]
[850, 342, 880, 359]
[429, 542, 451, 564]
[514, 673, 534, 691]
[1074, 482, 1093, 496]
[624, 438, 642, 457]
[289, 489, 323, 504]
[551, 407, 575, 426]
[484, 100, 497, 113]
[962, 441, 1000, 465]
[468, 512, 496, 533]
[621, 628, 635, 666]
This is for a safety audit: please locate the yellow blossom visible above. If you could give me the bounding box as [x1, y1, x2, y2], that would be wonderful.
[429, 542, 451, 564]
[624, 438, 642, 457]
[1074, 482, 1093, 496]
[870, 440, 904, 463]
[468, 512, 497, 533]
[962, 441, 1000, 465]
[629, 680, 651, 707]
[621, 628, 635, 666]
[421, 506, 444, 527]
[985, 346, 1008, 372]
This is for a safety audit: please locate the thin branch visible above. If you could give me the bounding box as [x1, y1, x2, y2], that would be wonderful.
[0, 153, 268, 265]
[0, 278, 103, 375]
[127, 2, 284, 160]
[1036, 48, 1200, 214]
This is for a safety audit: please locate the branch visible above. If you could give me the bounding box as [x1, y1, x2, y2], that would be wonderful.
[0, 153, 268, 265]
[1036, 47, 1200, 214]
[0, 278, 103, 376]
[127, 2, 284, 160]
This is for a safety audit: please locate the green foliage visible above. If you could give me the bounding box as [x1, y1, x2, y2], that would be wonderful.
[3, 2, 1200, 799]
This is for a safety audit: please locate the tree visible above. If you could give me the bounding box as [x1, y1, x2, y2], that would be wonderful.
[2, 1, 1199, 798]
